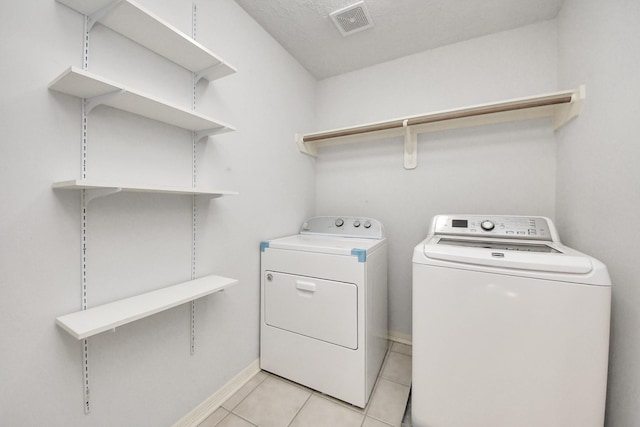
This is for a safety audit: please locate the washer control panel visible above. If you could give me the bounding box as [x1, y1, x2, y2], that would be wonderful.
[432, 215, 557, 241]
[301, 216, 384, 239]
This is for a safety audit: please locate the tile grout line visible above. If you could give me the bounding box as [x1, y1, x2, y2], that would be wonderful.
[216, 406, 255, 426]
[221, 372, 269, 426]
[228, 411, 258, 427]
[358, 346, 397, 427]
[285, 391, 313, 427]
[365, 345, 412, 427]
[381, 346, 413, 387]
[242, 412, 259, 426]
[379, 376, 412, 387]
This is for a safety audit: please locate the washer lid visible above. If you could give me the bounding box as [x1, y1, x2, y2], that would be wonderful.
[437, 238, 560, 253]
[267, 234, 385, 256]
[423, 237, 593, 274]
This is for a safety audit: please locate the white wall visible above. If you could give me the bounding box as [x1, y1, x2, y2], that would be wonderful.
[0, 0, 315, 425]
[556, 1, 640, 426]
[5, 1, 638, 425]
[314, 21, 559, 336]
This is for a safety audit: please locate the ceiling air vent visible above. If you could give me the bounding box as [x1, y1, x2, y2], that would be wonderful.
[330, 1, 374, 36]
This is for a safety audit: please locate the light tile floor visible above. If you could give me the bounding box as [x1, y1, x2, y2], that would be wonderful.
[200, 342, 412, 427]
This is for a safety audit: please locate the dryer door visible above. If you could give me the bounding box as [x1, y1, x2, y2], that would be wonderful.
[264, 271, 358, 349]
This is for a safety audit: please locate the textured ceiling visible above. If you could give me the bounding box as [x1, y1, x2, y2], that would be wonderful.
[233, 0, 565, 79]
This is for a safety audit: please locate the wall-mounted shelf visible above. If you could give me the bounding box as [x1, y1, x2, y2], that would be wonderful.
[296, 85, 586, 169]
[49, 67, 234, 137]
[53, 179, 238, 205]
[56, 0, 236, 81]
[53, 0, 238, 413]
[56, 274, 238, 340]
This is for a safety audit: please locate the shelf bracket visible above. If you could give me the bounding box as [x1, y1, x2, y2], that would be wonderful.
[296, 133, 318, 157]
[194, 127, 228, 142]
[86, 0, 123, 31]
[84, 89, 125, 114]
[553, 84, 586, 130]
[403, 120, 417, 170]
[194, 62, 224, 84]
[83, 187, 122, 207]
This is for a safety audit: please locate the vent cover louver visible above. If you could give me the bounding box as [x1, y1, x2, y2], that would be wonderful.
[330, 1, 374, 36]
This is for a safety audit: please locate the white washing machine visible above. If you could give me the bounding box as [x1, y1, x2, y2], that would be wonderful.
[412, 214, 611, 427]
[260, 216, 388, 408]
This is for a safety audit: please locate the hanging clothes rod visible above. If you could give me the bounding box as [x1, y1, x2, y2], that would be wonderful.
[296, 85, 585, 169]
[302, 92, 574, 143]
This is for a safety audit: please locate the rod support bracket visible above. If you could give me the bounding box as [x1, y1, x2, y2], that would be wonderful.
[296, 134, 318, 157]
[403, 120, 417, 169]
[553, 84, 586, 130]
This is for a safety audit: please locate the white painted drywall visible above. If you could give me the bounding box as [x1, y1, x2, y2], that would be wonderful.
[556, 1, 640, 426]
[314, 21, 559, 336]
[5, 1, 638, 425]
[0, 0, 315, 425]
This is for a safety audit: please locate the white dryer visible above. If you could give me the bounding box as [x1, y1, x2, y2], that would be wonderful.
[260, 216, 388, 408]
[412, 214, 611, 427]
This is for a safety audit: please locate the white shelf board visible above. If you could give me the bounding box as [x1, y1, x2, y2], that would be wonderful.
[49, 66, 235, 134]
[52, 179, 238, 199]
[56, 274, 238, 340]
[297, 85, 586, 166]
[56, 0, 236, 81]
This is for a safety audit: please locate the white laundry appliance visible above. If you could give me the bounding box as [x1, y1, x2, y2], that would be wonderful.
[412, 214, 611, 427]
[260, 216, 388, 408]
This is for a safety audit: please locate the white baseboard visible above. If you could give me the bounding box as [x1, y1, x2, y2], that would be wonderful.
[388, 330, 412, 346]
[173, 359, 261, 427]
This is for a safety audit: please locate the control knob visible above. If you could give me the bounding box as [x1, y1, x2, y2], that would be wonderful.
[364, 220, 372, 229]
[335, 218, 344, 227]
[353, 220, 361, 228]
[480, 220, 495, 231]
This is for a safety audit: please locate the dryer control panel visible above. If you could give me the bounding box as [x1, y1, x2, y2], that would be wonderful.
[431, 215, 558, 241]
[300, 216, 385, 239]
